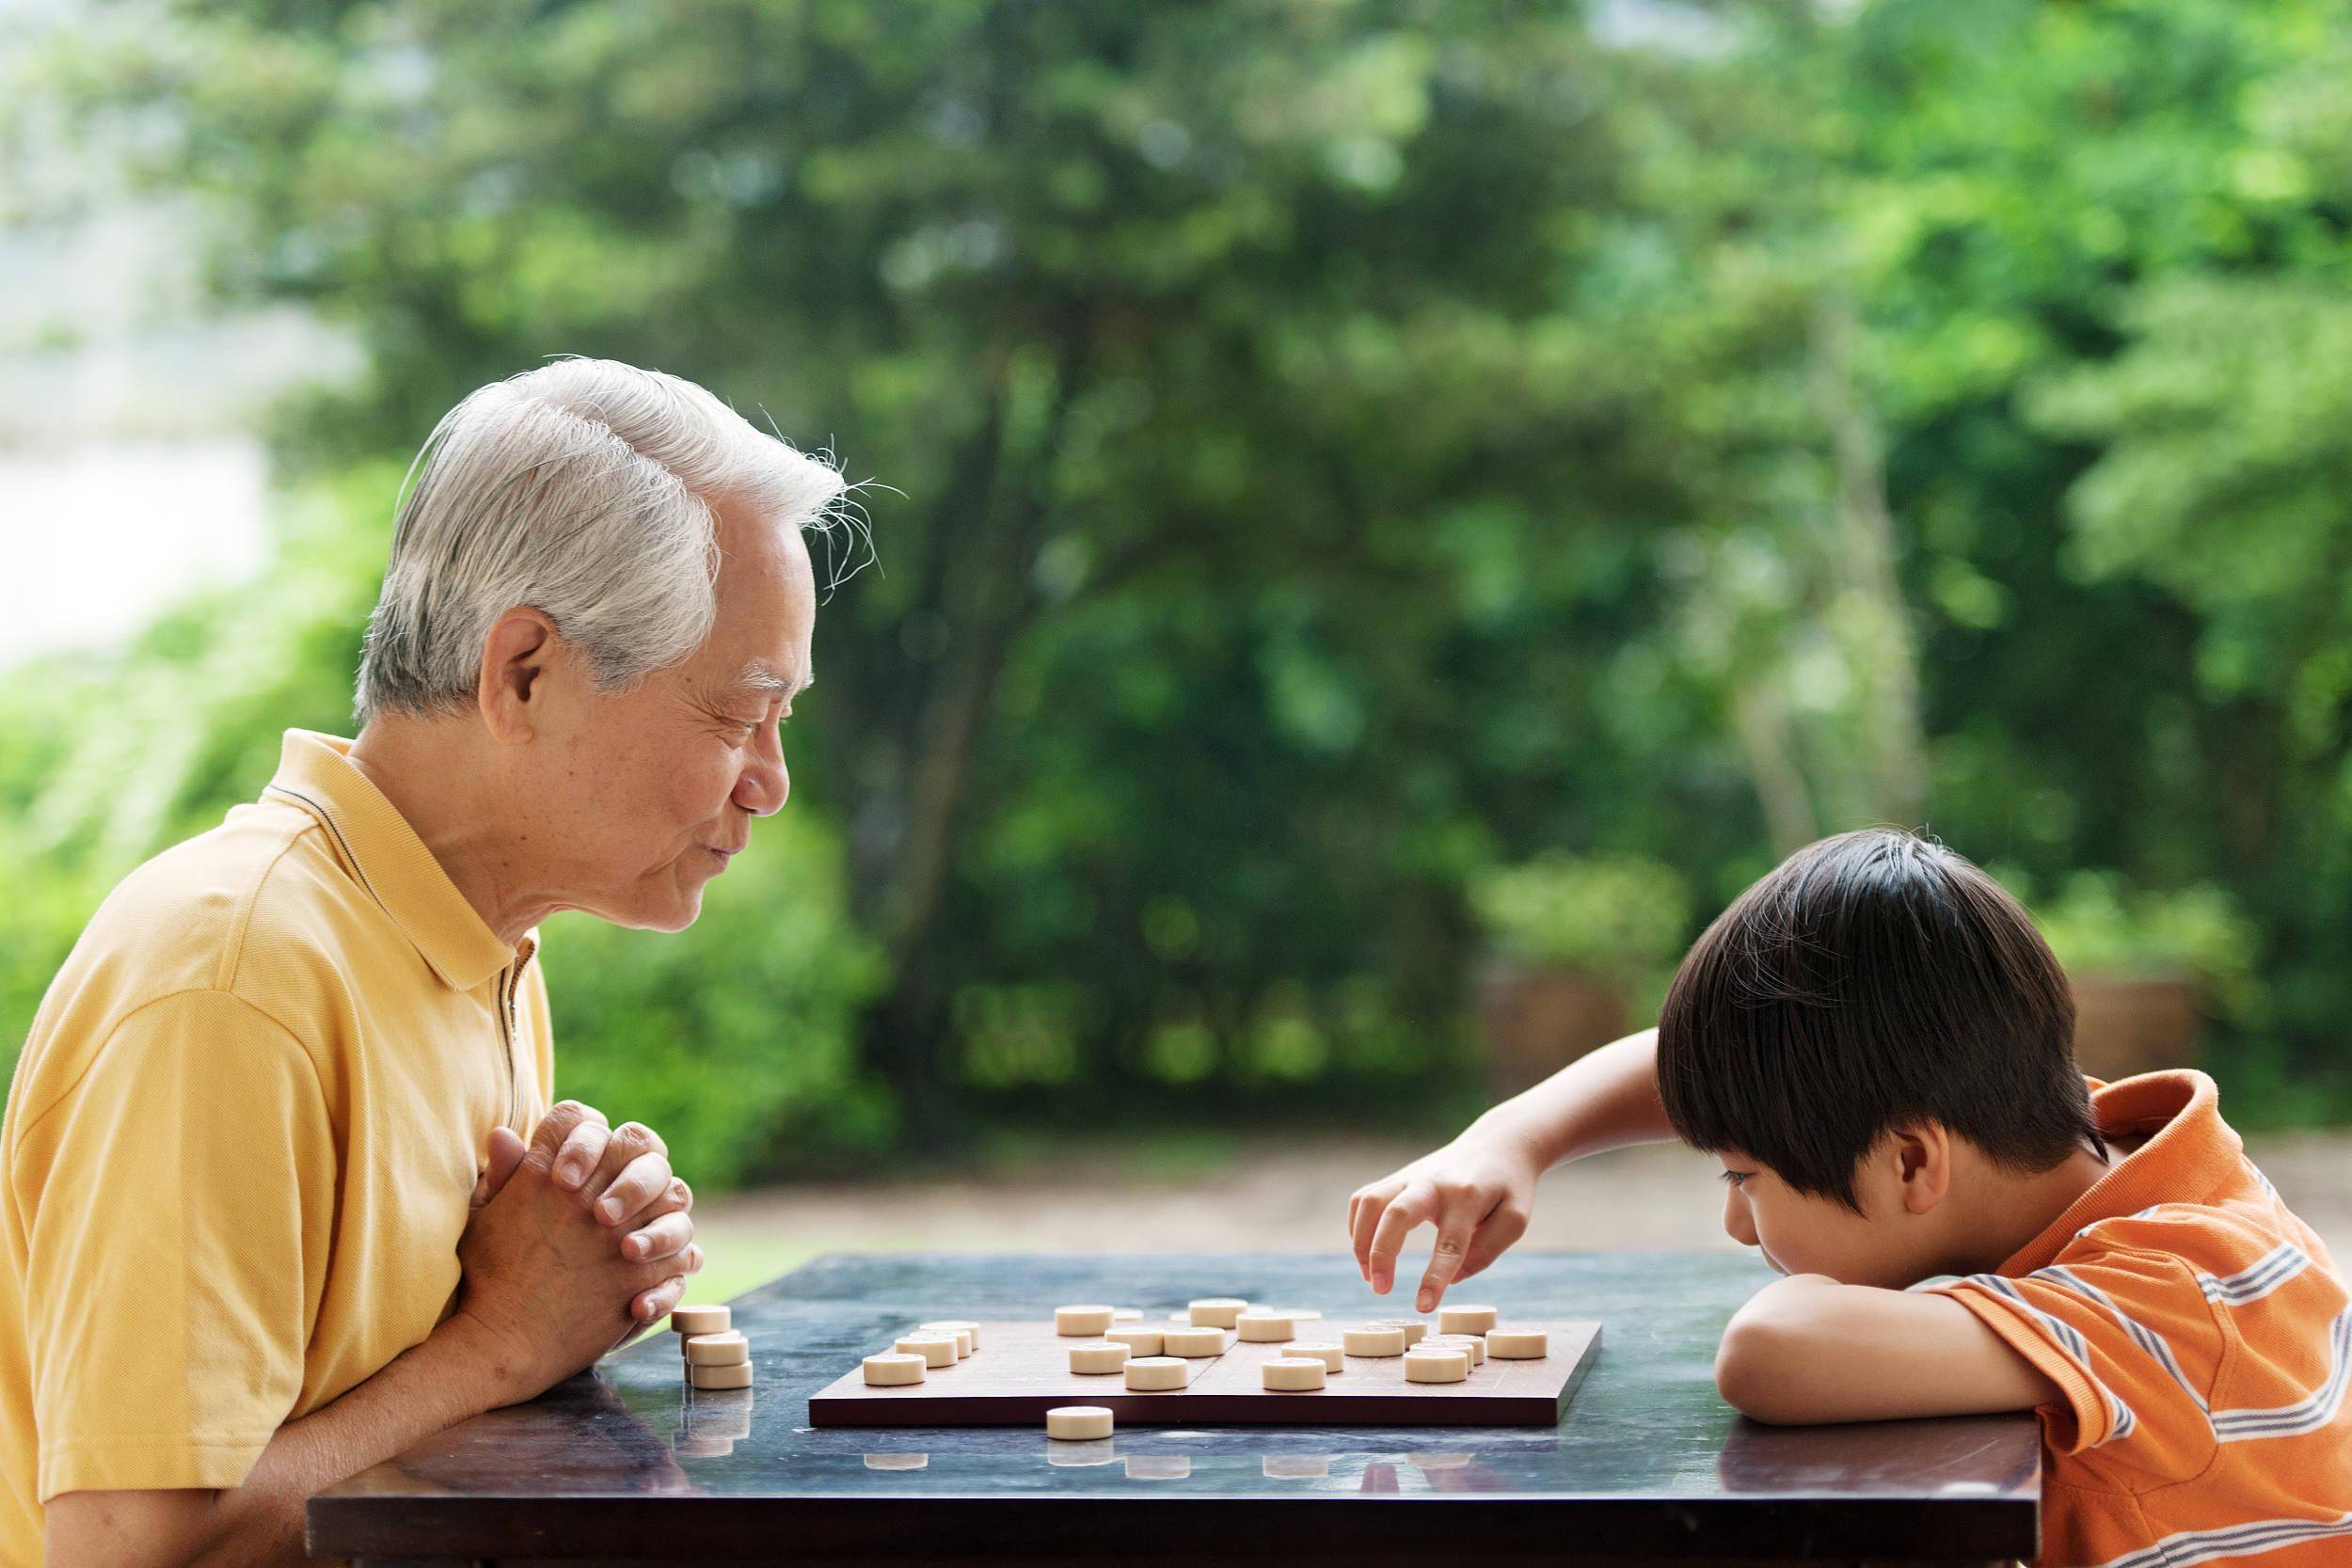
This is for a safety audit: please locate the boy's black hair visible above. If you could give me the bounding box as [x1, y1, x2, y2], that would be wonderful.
[1657, 827, 2106, 1211]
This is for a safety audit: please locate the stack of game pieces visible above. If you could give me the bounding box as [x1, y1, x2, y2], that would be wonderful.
[673, 1304, 752, 1390]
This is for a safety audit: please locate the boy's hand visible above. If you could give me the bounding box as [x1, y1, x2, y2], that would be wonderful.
[1348, 1121, 1545, 1312]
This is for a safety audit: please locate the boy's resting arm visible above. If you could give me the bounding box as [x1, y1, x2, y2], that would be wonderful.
[1349, 1027, 1672, 1310]
[1714, 1274, 2064, 1426]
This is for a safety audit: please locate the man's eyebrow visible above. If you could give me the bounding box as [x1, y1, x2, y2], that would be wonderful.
[732, 663, 813, 699]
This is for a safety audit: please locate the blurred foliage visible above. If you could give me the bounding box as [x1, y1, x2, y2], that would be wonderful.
[1470, 852, 1691, 985]
[11, 0, 2352, 1180]
[2029, 873, 2263, 1023]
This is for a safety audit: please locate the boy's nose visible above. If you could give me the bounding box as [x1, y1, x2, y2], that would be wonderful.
[1721, 1187, 1758, 1248]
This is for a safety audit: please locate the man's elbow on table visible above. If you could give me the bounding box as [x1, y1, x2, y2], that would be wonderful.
[45, 1487, 247, 1568]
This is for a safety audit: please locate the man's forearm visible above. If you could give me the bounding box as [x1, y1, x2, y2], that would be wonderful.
[46, 1313, 524, 1568]
[1469, 1026, 1672, 1169]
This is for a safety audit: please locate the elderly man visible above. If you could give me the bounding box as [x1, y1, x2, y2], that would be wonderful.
[0, 357, 841, 1566]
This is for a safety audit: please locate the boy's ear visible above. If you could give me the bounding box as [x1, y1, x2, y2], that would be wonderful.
[1887, 1122, 1954, 1215]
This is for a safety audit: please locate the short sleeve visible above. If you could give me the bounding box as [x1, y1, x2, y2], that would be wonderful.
[23, 990, 336, 1501]
[1934, 1250, 2224, 1484]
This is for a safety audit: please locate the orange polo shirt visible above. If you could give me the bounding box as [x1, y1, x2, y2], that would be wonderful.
[0, 729, 552, 1564]
[1934, 1070, 2352, 1567]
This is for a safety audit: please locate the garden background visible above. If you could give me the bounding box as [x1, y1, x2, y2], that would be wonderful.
[8, 2, 2352, 1286]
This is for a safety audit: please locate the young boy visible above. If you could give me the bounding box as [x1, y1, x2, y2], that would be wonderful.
[1349, 828, 2352, 1568]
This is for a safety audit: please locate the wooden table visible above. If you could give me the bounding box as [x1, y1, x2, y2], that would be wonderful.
[308, 1252, 2040, 1567]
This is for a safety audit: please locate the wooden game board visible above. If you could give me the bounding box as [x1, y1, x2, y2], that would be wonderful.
[807, 1320, 1601, 1428]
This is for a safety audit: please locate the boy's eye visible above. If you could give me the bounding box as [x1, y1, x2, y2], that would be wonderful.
[1719, 1170, 1751, 1189]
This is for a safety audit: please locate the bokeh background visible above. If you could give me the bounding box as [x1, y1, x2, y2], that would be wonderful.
[8, 0, 2352, 1291]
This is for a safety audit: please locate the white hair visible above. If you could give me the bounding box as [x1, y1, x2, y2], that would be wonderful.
[355, 356, 849, 723]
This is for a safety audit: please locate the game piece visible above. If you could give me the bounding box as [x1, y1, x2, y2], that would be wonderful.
[1404, 1346, 1470, 1384]
[1264, 1455, 1331, 1479]
[1105, 1325, 1164, 1355]
[1438, 1305, 1499, 1336]
[1161, 1325, 1227, 1356]
[1366, 1317, 1428, 1346]
[862, 1352, 927, 1386]
[1055, 1304, 1117, 1336]
[671, 1305, 730, 1336]
[893, 1333, 958, 1369]
[1272, 1308, 1324, 1320]
[1045, 1405, 1115, 1439]
[920, 1318, 981, 1351]
[1111, 1308, 1144, 1322]
[865, 1452, 929, 1470]
[1426, 1332, 1486, 1365]
[1486, 1327, 1549, 1358]
[674, 1433, 732, 1457]
[1288, 1340, 1345, 1372]
[1417, 1451, 1472, 1470]
[1167, 1310, 1190, 1323]
[1068, 1340, 1132, 1374]
[1262, 1356, 1328, 1391]
[691, 1360, 754, 1389]
[916, 1322, 974, 1357]
[1187, 1297, 1248, 1328]
[684, 1331, 750, 1366]
[1123, 1355, 1189, 1390]
[1236, 1311, 1295, 1342]
[1342, 1325, 1407, 1356]
[1126, 1455, 1191, 1479]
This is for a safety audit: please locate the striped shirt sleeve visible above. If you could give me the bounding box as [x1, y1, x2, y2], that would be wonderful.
[1933, 1248, 2224, 1482]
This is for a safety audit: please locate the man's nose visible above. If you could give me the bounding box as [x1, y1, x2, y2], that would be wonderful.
[734, 735, 789, 817]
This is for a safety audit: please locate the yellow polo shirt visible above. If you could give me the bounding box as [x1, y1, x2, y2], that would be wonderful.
[0, 729, 551, 1561]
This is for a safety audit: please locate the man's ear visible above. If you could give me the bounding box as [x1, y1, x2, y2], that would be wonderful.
[1887, 1121, 1954, 1216]
[476, 606, 560, 742]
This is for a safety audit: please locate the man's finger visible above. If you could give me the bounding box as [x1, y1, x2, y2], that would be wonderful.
[551, 1119, 613, 1192]
[1367, 1180, 1438, 1296]
[622, 1211, 694, 1263]
[584, 1132, 668, 1224]
[471, 1126, 529, 1210]
[524, 1101, 608, 1176]
[633, 1274, 690, 1326]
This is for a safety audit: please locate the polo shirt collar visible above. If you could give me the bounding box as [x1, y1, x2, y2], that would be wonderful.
[262, 728, 520, 993]
[1999, 1069, 2241, 1275]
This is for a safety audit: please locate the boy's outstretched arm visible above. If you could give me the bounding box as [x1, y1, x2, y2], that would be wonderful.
[1349, 1028, 1674, 1311]
[1716, 1275, 2063, 1425]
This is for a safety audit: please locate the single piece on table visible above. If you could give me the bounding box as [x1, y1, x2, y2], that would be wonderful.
[1055, 1304, 1118, 1337]
[1236, 1310, 1296, 1342]
[893, 1333, 959, 1369]
[1069, 1340, 1132, 1374]
[1123, 1355, 1190, 1391]
[1261, 1356, 1328, 1391]
[1403, 1346, 1470, 1385]
[1045, 1405, 1115, 1439]
[1438, 1304, 1499, 1336]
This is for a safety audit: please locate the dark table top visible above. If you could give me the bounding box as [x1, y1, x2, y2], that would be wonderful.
[309, 1252, 2041, 1566]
